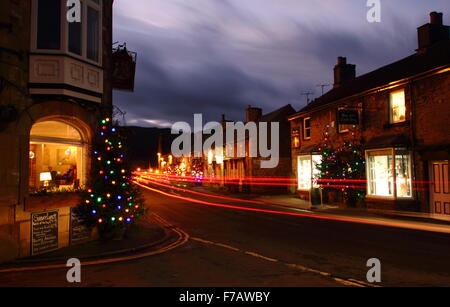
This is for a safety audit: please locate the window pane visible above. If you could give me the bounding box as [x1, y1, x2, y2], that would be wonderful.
[311, 155, 322, 188]
[395, 150, 412, 198]
[37, 0, 61, 50]
[298, 156, 312, 190]
[367, 150, 394, 196]
[390, 90, 406, 123]
[87, 7, 99, 61]
[29, 121, 84, 194]
[304, 118, 311, 139]
[68, 6, 82, 55]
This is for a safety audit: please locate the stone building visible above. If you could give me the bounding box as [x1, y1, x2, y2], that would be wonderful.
[204, 104, 295, 194]
[0, 0, 114, 262]
[288, 12, 450, 218]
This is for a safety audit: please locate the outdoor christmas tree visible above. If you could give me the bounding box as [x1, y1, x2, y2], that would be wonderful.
[76, 117, 146, 239]
[316, 125, 366, 206]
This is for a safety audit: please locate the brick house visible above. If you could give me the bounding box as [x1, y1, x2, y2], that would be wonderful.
[204, 105, 295, 194]
[288, 12, 450, 219]
[0, 0, 114, 261]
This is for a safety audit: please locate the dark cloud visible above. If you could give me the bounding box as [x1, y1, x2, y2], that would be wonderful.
[112, 0, 450, 127]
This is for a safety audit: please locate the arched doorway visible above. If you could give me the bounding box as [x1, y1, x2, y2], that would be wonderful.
[29, 120, 88, 193]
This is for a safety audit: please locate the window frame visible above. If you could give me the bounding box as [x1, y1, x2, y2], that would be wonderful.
[389, 88, 407, 124]
[31, 0, 103, 66]
[297, 154, 322, 191]
[303, 117, 311, 140]
[29, 120, 88, 193]
[365, 147, 414, 200]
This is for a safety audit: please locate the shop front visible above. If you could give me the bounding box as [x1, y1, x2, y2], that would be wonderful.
[296, 153, 322, 207]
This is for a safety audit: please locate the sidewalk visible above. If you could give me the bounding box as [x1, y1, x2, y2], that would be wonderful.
[188, 184, 450, 234]
[1, 217, 170, 268]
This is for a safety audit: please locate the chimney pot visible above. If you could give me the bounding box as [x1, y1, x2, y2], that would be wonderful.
[337, 56, 347, 65]
[430, 12, 443, 25]
[417, 12, 449, 53]
[246, 106, 262, 123]
[333, 57, 356, 88]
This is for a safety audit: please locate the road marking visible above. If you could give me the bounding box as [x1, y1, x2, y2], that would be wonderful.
[191, 237, 241, 252]
[244, 251, 278, 263]
[0, 214, 189, 274]
[190, 236, 378, 287]
[139, 183, 383, 287]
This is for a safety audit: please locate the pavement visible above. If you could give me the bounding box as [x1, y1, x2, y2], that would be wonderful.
[0, 213, 173, 270]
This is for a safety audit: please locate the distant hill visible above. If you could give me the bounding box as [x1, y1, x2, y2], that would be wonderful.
[123, 126, 176, 169]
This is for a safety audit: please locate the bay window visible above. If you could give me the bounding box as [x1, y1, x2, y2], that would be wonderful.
[36, 0, 61, 50]
[33, 0, 102, 64]
[87, 6, 100, 61]
[297, 155, 322, 190]
[366, 148, 412, 198]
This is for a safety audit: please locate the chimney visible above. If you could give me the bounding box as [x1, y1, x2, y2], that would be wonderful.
[333, 57, 356, 88]
[246, 105, 262, 123]
[417, 12, 450, 53]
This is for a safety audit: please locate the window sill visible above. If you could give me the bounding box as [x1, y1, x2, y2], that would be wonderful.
[383, 120, 410, 129]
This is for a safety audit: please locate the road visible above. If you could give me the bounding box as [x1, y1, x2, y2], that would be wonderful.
[1, 182, 450, 287]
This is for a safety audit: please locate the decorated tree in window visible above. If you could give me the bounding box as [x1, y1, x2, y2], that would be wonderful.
[316, 125, 366, 206]
[75, 117, 146, 239]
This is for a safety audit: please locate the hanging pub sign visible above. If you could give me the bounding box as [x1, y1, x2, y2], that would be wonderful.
[112, 44, 137, 91]
[31, 210, 58, 255]
[338, 109, 359, 125]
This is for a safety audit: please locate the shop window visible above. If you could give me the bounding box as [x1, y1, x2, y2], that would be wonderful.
[303, 118, 311, 140]
[390, 89, 406, 124]
[366, 148, 412, 198]
[297, 155, 322, 190]
[29, 121, 86, 193]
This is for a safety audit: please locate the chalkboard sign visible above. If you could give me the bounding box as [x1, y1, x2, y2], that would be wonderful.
[70, 208, 91, 245]
[31, 211, 58, 255]
[338, 110, 359, 125]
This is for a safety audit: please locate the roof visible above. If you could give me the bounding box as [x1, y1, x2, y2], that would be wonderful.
[297, 39, 450, 115]
[260, 104, 296, 122]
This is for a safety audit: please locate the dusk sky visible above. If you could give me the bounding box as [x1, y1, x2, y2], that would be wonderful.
[112, 0, 449, 128]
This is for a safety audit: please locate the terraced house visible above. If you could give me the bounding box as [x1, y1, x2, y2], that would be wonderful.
[289, 12, 450, 220]
[0, 0, 114, 261]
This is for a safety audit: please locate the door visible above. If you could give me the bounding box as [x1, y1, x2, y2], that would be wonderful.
[430, 161, 450, 218]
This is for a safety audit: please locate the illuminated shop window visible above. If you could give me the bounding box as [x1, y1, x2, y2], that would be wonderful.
[297, 155, 322, 190]
[390, 89, 406, 124]
[366, 148, 412, 198]
[29, 121, 86, 193]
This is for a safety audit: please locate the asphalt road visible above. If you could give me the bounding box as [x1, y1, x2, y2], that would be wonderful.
[1, 182, 450, 287]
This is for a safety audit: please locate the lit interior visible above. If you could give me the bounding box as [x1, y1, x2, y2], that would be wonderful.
[29, 121, 85, 192]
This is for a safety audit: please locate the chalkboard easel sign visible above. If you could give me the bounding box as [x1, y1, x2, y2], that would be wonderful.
[70, 208, 91, 245]
[31, 210, 59, 255]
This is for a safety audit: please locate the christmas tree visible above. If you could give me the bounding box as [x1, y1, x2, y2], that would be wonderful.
[76, 117, 146, 239]
[316, 125, 366, 206]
